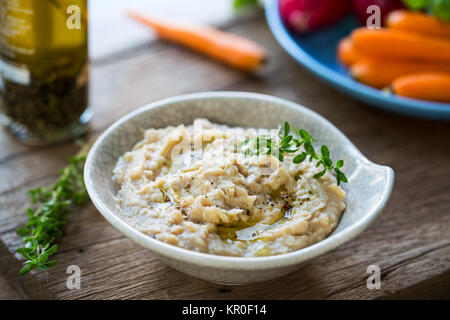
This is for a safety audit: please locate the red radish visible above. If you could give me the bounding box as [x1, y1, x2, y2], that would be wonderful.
[279, 0, 352, 33]
[352, 0, 404, 26]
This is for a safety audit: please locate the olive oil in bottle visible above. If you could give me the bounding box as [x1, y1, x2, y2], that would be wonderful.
[0, 0, 90, 145]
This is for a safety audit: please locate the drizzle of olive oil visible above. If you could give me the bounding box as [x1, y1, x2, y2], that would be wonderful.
[216, 206, 292, 243]
[164, 159, 173, 171]
[159, 187, 181, 205]
[159, 187, 170, 202]
[255, 246, 272, 257]
[216, 221, 258, 242]
[270, 188, 285, 200]
[215, 187, 296, 243]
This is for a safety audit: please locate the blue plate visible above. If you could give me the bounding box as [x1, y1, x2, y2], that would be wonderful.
[264, 0, 450, 120]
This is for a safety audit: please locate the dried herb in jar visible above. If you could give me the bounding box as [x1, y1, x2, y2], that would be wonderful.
[0, 0, 90, 145]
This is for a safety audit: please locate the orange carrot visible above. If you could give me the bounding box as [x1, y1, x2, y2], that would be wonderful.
[351, 58, 450, 88]
[386, 10, 450, 39]
[128, 11, 266, 71]
[351, 28, 450, 62]
[391, 72, 450, 102]
[337, 37, 362, 66]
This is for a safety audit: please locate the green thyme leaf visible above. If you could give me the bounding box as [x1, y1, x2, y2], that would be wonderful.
[335, 168, 348, 186]
[313, 170, 327, 178]
[15, 152, 90, 275]
[293, 153, 307, 164]
[236, 122, 348, 186]
[284, 121, 290, 138]
[321, 145, 330, 158]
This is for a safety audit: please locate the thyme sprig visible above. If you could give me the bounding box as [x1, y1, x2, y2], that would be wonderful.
[237, 121, 348, 186]
[16, 153, 89, 275]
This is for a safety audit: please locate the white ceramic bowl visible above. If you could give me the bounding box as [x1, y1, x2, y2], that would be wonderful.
[84, 92, 394, 285]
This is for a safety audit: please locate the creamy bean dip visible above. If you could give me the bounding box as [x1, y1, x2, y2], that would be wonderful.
[113, 119, 346, 257]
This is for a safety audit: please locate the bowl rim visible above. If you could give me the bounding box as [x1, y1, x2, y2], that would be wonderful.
[85, 91, 395, 270]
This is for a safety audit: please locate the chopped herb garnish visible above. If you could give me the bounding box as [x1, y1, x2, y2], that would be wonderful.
[237, 121, 348, 186]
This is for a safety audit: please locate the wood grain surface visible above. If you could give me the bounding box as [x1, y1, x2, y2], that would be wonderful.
[1, 13, 449, 300]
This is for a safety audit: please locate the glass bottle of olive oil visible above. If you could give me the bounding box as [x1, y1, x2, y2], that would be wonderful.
[0, 0, 90, 145]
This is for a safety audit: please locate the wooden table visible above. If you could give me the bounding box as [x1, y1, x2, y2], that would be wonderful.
[1, 12, 449, 300]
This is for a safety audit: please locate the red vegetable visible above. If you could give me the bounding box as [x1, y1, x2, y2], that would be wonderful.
[279, 0, 352, 33]
[352, 0, 404, 26]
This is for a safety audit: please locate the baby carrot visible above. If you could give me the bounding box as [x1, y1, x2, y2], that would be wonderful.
[351, 28, 450, 62]
[128, 11, 266, 72]
[391, 72, 450, 102]
[351, 58, 450, 88]
[337, 37, 362, 66]
[386, 10, 450, 39]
